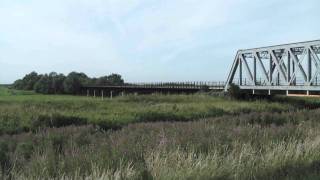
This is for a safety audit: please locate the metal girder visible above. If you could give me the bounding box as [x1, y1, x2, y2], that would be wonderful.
[240, 54, 254, 84]
[225, 53, 240, 88]
[270, 50, 287, 82]
[288, 48, 307, 83]
[309, 47, 320, 83]
[254, 52, 269, 83]
[224, 40, 320, 92]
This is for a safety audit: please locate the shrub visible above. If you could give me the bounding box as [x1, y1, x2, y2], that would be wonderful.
[227, 83, 243, 99]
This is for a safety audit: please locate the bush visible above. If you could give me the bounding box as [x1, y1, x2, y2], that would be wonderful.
[227, 83, 243, 99]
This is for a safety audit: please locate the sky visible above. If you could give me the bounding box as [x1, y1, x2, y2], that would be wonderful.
[0, 0, 319, 84]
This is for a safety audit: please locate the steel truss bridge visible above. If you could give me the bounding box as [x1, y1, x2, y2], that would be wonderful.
[225, 40, 320, 95]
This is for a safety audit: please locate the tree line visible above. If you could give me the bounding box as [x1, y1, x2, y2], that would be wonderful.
[12, 72, 124, 94]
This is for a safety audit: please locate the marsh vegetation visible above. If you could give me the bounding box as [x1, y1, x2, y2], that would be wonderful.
[1, 86, 320, 179]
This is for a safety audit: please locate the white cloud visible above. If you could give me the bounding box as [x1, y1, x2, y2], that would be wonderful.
[0, 0, 126, 79]
[121, 0, 233, 51]
[0, 0, 319, 83]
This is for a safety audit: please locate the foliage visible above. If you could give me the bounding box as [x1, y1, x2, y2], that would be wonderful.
[96, 73, 124, 86]
[63, 72, 89, 94]
[12, 71, 125, 94]
[227, 83, 243, 99]
[13, 72, 40, 90]
[34, 74, 51, 94]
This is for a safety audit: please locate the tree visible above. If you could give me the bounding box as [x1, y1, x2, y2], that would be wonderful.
[107, 74, 124, 85]
[12, 71, 125, 94]
[23, 71, 41, 90]
[63, 72, 89, 94]
[49, 72, 66, 94]
[12, 79, 24, 90]
[96, 74, 124, 86]
[96, 76, 109, 86]
[34, 74, 50, 94]
[12, 71, 41, 90]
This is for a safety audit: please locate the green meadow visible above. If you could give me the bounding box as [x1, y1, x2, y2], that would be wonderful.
[1, 86, 320, 179]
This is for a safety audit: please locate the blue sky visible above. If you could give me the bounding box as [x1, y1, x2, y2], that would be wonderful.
[0, 0, 319, 83]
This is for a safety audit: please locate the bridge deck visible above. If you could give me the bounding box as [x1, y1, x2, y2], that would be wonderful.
[82, 82, 225, 96]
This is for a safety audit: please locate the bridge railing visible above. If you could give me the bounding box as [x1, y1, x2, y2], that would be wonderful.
[119, 81, 225, 89]
[88, 81, 225, 89]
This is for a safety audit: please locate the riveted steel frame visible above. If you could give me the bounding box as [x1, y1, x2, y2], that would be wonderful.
[225, 40, 320, 92]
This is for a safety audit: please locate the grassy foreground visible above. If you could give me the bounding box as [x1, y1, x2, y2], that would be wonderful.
[1, 87, 320, 179]
[0, 88, 293, 135]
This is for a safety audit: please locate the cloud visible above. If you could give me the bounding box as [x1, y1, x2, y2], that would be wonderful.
[121, 0, 233, 51]
[0, 0, 319, 83]
[0, 0, 127, 79]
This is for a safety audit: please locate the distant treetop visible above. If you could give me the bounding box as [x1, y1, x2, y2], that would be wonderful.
[12, 71, 125, 94]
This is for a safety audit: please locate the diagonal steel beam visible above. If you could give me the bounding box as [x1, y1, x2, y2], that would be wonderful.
[254, 52, 270, 84]
[309, 47, 320, 83]
[289, 48, 307, 82]
[270, 54, 287, 74]
[240, 54, 254, 84]
[270, 50, 287, 82]
[224, 53, 240, 90]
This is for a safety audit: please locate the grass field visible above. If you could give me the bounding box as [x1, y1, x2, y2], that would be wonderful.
[0, 87, 295, 135]
[1, 86, 320, 179]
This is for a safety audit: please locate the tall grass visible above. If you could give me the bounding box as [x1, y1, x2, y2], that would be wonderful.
[1, 88, 320, 179]
[0, 93, 296, 134]
[0, 108, 320, 179]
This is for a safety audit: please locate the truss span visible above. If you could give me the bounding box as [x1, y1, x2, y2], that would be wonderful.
[225, 40, 320, 94]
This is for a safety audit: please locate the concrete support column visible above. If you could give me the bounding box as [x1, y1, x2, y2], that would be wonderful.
[101, 90, 104, 100]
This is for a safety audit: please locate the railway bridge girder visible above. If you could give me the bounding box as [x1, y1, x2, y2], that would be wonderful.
[225, 40, 320, 95]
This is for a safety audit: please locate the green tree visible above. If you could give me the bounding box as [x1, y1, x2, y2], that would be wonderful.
[63, 72, 89, 94]
[96, 74, 124, 86]
[34, 74, 50, 94]
[49, 72, 66, 94]
[107, 73, 124, 85]
[23, 72, 41, 90]
[12, 71, 41, 90]
[12, 79, 24, 90]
